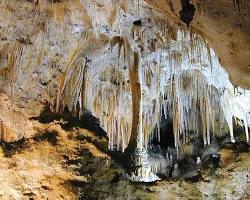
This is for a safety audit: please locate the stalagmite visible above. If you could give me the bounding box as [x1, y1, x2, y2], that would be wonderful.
[55, 26, 249, 154]
[49, 2, 250, 180]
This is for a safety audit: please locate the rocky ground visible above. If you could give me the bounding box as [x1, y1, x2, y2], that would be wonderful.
[0, 123, 81, 200]
[0, 120, 249, 200]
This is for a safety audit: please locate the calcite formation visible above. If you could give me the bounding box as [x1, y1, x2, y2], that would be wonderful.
[0, 0, 249, 181]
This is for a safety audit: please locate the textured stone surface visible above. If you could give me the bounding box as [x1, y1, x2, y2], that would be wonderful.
[0, 0, 87, 141]
[1, 122, 248, 200]
[0, 0, 249, 139]
[0, 1, 249, 199]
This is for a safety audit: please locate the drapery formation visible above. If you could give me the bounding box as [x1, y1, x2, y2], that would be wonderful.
[54, 29, 249, 155]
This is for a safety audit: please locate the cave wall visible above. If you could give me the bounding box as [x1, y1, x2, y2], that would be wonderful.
[0, 0, 249, 142]
[0, 0, 88, 141]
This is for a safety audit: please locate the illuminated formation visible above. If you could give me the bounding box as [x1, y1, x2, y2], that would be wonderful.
[46, 0, 250, 181]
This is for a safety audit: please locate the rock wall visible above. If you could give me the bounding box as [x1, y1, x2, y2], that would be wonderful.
[0, 0, 249, 144]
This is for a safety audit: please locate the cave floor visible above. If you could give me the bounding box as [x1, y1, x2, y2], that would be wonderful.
[0, 122, 249, 200]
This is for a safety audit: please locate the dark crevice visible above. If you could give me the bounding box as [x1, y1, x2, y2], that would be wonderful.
[179, 0, 196, 27]
[133, 19, 142, 26]
[30, 106, 107, 137]
[0, 138, 28, 157]
[33, 131, 58, 145]
[151, 118, 175, 150]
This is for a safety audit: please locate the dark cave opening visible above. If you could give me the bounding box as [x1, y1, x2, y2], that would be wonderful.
[150, 117, 175, 150]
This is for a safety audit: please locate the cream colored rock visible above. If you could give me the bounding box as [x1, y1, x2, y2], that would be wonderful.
[0, 93, 35, 142]
[0, 0, 249, 143]
[143, 0, 250, 88]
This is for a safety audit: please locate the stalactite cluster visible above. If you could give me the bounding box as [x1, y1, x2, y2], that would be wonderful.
[55, 31, 89, 115]
[0, 0, 249, 183]
[53, 26, 249, 154]
[232, 0, 247, 12]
